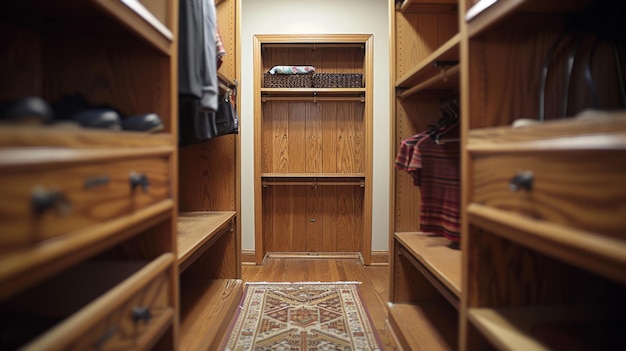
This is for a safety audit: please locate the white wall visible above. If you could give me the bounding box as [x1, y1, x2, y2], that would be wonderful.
[240, 0, 390, 251]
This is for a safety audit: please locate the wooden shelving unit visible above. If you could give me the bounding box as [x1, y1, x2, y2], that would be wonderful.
[388, 0, 461, 349]
[390, 0, 626, 350]
[0, 0, 178, 349]
[175, 0, 242, 349]
[459, 0, 626, 350]
[253, 34, 374, 264]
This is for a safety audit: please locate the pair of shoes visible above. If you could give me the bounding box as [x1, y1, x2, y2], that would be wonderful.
[0, 95, 164, 133]
[51, 94, 163, 132]
[0, 96, 54, 125]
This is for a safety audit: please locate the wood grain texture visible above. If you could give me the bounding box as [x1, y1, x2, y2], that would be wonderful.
[395, 232, 462, 298]
[179, 279, 243, 351]
[176, 211, 235, 270]
[178, 136, 237, 211]
[395, 11, 458, 80]
[387, 302, 458, 351]
[261, 46, 364, 75]
[262, 101, 365, 174]
[21, 254, 174, 350]
[262, 184, 364, 254]
[181, 223, 238, 280]
[473, 150, 626, 238]
[0, 157, 170, 247]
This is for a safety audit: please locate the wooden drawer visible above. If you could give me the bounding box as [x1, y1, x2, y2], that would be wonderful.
[472, 149, 626, 239]
[16, 254, 175, 350]
[0, 156, 170, 248]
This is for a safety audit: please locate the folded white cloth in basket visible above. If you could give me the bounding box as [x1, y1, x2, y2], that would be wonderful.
[268, 65, 315, 74]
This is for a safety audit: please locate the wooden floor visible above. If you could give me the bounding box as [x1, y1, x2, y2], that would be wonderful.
[242, 257, 397, 350]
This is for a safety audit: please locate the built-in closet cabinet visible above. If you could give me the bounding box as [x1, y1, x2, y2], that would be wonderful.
[388, 0, 462, 350]
[389, 0, 626, 350]
[0, 0, 178, 349]
[461, 0, 626, 350]
[253, 34, 374, 265]
[177, 0, 242, 349]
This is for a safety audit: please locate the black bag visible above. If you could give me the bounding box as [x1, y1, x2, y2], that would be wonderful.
[179, 92, 238, 147]
[214, 92, 239, 137]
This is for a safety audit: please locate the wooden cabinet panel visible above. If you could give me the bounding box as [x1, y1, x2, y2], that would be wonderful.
[262, 184, 364, 253]
[261, 101, 365, 174]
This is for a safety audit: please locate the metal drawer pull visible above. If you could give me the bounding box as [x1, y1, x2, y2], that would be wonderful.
[509, 171, 534, 192]
[31, 186, 72, 215]
[129, 172, 150, 192]
[132, 306, 152, 324]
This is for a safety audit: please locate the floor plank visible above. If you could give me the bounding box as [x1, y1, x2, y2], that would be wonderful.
[242, 257, 396, 350]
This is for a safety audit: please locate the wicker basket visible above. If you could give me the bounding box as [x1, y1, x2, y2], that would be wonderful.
[263, 73, 313, 88]
[313, 73, 363, 88]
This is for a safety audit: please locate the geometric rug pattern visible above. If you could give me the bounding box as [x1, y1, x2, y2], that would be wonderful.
[222, 282, 382, 350]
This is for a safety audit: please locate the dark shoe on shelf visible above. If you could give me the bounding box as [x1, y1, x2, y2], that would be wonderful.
[72, 109, 121, 130]
[121, 113, 164, 133]
[51, 94, 121, 130]
[0, 96, 54, 124]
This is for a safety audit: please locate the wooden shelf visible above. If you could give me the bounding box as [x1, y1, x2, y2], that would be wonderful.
[93, 0, 173, 54]
[395, 232, 462, 299]
[398, 65, 459, 99]
[396, 33, 461, 90]
[387, 302, 458, 351]
[177, 211, 236, 271]
[262, 173, 365, 178]
[0, 200, 173, 300]
[398, 0, 458, 13]
[467, 204, 626, 285]
[179, 278, 243, 351]
[0, 126, 174, 149]
[466, 0, 593, 37]
[260, 88, 366, 101]
[468, 306, 626, 351]
[467, 111, 626, 149]
[17, 254, 175, 350]
[0, 146, 172, 169]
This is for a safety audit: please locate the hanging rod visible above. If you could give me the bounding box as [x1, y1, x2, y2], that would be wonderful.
[262, 181, 365, 187]
[399, 65, 460, 99]
[435, 137, 460, 145]
[261, 96, 365, 102]
[218, 72, 238, 89]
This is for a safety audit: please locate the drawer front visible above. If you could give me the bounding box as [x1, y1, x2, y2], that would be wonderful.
[472, 150, 626, 239]
[72, 267, 172, 350]
[0, 157, 170, 247]
[25, 254, 175, 350]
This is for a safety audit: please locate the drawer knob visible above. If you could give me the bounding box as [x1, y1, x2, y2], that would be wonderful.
[129, 172, 150, 192]
[132, 306, 152, 324]
[31, 187, 72, 215]
[509, 171, 534, 192]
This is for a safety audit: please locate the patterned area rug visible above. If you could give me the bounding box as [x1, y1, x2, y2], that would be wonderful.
[222, 282, 382, 350]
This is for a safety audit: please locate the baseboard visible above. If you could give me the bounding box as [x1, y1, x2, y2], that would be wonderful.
[241, 250, 256, 265]
[241, 250, 389, 265]
[370, 251, 389, 265]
